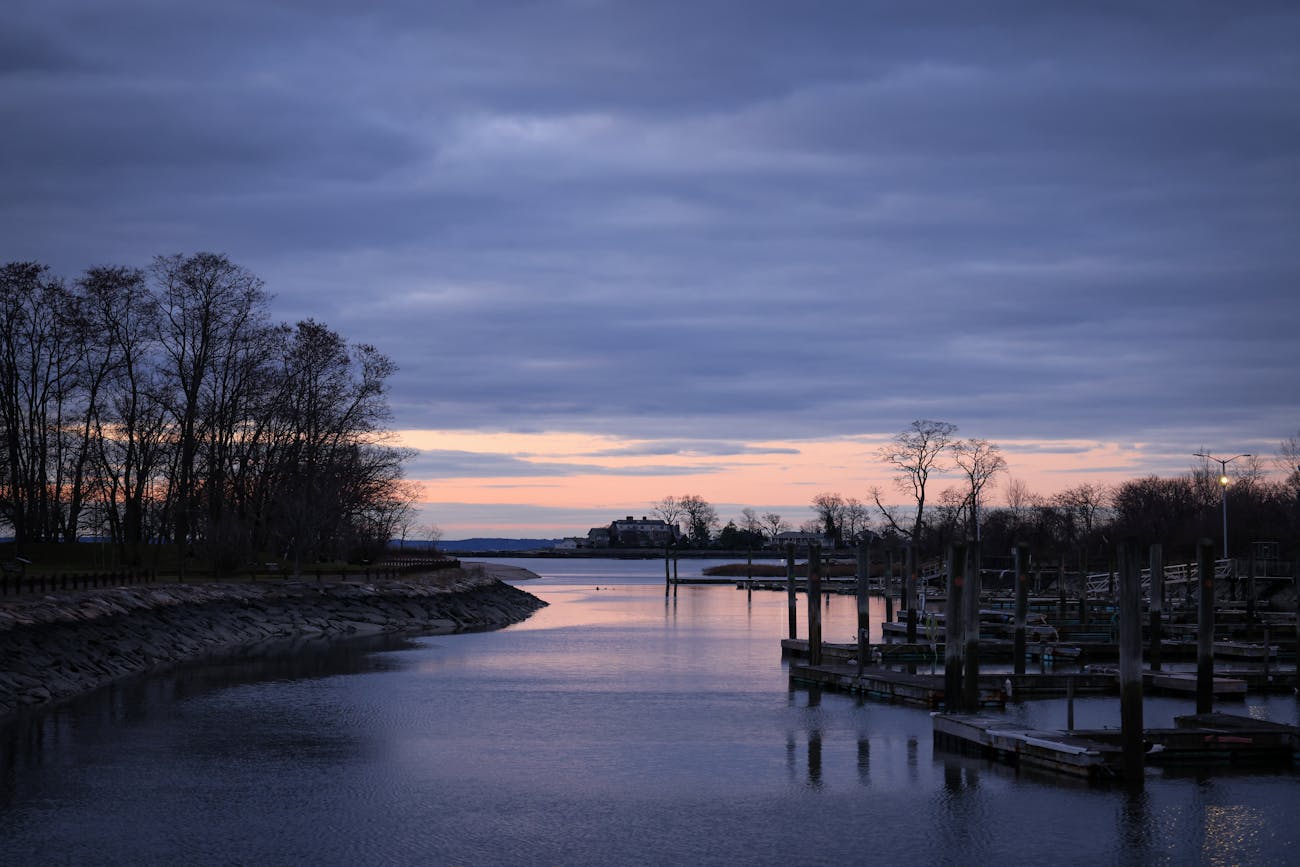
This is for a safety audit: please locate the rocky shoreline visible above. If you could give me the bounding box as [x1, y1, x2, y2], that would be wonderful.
[0, 564, 547, 721]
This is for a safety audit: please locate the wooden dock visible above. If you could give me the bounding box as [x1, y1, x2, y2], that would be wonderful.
[933, 711, 1300, 780]
[788, 661, 1119, 707]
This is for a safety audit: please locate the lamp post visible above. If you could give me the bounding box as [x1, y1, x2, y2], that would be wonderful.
[1193, 452, 1251, 559]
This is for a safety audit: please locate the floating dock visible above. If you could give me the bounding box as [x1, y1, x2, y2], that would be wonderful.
[933, 711, 1300, 780]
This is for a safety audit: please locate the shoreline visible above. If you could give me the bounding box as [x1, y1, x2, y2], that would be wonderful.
[0, 563, 547, 722]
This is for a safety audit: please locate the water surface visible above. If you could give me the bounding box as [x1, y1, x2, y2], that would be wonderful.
[2, 558, 1297, 865]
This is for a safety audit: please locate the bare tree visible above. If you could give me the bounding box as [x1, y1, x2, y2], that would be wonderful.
[739, 507, 763, 536]
[1277, 430, 1300, 489]
[842, 497, 870, 543]
[810, 492, 847, 547]
[952, 438, 1008, 541]
[873, 419, 958, 549]
[761, 511, 789, 540]
[651, 496, 685, 535]
[679, 494, 718, 546]
[1054, 482, 1110, 544]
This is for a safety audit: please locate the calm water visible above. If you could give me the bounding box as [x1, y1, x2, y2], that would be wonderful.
[2, 558, 1298, 865]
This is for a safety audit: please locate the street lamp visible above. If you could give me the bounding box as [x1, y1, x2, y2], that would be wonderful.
[1193, 452, 1251, 559]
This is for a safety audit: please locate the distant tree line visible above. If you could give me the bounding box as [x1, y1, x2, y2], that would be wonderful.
[0, 254, 413, 572]
[654, 421, 1300, 564]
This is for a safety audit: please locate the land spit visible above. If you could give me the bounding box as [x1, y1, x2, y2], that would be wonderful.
[0, 563, 546, 720]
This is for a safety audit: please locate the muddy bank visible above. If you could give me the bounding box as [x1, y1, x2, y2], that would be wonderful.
[0, 564, 547, 720]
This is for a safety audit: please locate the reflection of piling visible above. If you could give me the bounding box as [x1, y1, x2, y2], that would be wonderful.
[1149, 544, 1164, 672]
[1014, 543, 1029, 676]
[808, 544, 823, 666]
[1118, 539, 1144, 783]
[857, 540, 871, 674]
[786, 544, 797, 640]
[1196, 539, 1216, 715]
[945, 543, 966, 711]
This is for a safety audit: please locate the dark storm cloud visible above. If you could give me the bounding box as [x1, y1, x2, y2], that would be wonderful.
[4, 1, 1298, 457]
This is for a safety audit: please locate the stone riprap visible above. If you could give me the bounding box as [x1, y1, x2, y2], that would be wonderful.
[0, 567, 546, 720]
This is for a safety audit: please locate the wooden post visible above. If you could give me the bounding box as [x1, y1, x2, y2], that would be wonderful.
[944, 543, 966, 712]
[673, 555, 678, 597]
[1196, 538, 1216, 715]
[1014, 543, 1029, 676]
[1294, 552, 1299, 666]
[1118, 539, 1144, 782]
[808, 544, 823, 667]
[963, 539, 982, 711]
[664, 544, 671, 597]
[1245, 547, 1256, 623]
[1079, 549, 1089, 628]
[1056, 560, 1066, 626]
[747, 548, 753, 602]
[1149, 544, 1164, 672]
[884, 549, 895, 624]
[857, 540, 871, 674]
[1066, 677, 1075, 731]
[786, 544, 797, 640]
[905, 543, 917, 643]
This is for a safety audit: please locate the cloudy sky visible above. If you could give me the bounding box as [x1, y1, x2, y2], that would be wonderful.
[5, 1, 1299, 538]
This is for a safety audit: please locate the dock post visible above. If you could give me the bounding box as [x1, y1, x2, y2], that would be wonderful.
[664, 545, 671, 597]
[1056, 560, 1066, 627]
[1196, 538, 1216, 715]
[945, 542, 966, 712]
[1118, 538, 1144, 782]
[1149, 544, 1164, 672]
[963, 539, 982, 711]
[857, 539, 871, 674]
[808, 544, 823, 666]
[1079, 549, 1090, 628]
[885, 549, 895, 624]
[1245, 548, 1256, 623]
[747, 548, 753, 602]
[1294, 551, 1300, 667]
[905, 542, 917, 643]
[1066, 677, 1075, 731]
[1014, 543, 1029, 675]
[673, 554, 678, 597]
[786, 544, 798, 640]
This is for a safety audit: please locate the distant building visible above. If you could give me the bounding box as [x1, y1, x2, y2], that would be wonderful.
[585, 516, 681, 548]
[771, 531, 831, 551]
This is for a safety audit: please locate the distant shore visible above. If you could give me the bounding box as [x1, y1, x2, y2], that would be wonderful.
[0, 565, 546, 721]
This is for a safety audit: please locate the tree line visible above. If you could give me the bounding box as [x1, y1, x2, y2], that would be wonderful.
[652, 419, 1300, 563]
[0, 255, 413, 572]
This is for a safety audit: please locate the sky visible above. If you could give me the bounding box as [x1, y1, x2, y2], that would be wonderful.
[4, 1, 1299, 539]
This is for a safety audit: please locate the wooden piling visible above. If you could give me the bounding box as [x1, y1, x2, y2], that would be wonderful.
[664, 545, 671, 597]
[1149, 543, 1164, 672]
[1245, 548, 1256, 622]
[808, 544, 823, 666]
[1079, 550, 1090, 628]
[747, 548, 753, 602]
[1014, 543, 1029, 676]
[786, 544, 798, 640]
[857, 540, 871, 673]
[944, 543, 966, 712]
[905, 543, 917, 643]
[885, 549, 895, 624]
[1066, 676, 1075, 731]
[962, 539, 982, 711]
[1056, 560, 1066, 625]
[1196, 539, 1216, 715]
[1118, 539, 1144, 782]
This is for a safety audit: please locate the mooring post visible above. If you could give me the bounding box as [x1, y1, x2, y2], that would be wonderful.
[945, 543, 966, 712]
[1149, 543, 1164, 672]
[747, 548, 753, 602]
[786, 544, 797, 640]
[1066, 677, 1075, 731]
[1079, 549, 1090, 628]
[857, 539, 871, 674]
[1196, 538, 1216, 715]
[1246, 548, 1256, 623]
[1056, 560, 1066, 626]
[905, 543, 917, 643]
[808, 544, 823, 667]
[1293, 551, 1299, 666]
[1118, 539, 1144, 782]
[664, 544, 671, 597]
[1014, 543, 1029, 676]
[673, 554, 679, 597]
[963, 539, 982, 711]
[885, 549, 895, 624]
